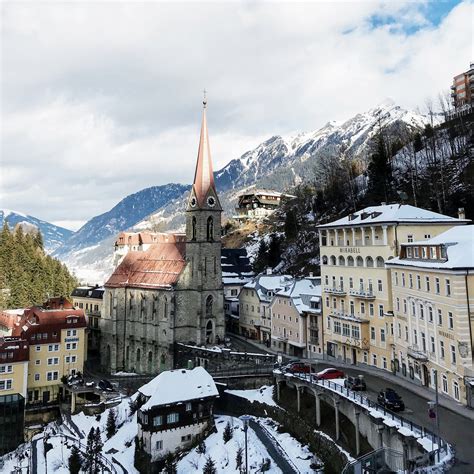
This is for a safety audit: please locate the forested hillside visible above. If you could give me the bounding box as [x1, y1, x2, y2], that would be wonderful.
[242, 112, 474, 276]
[0, 224, 78, 309]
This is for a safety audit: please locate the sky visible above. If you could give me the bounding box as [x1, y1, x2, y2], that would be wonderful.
[0, 0, 472, 231]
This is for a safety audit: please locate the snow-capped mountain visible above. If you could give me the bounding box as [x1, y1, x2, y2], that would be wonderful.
[53, 183, 190, 259]
[0, 209, 73, 253]
[214, 100, 428, 192]
[56, 101, 430, 283]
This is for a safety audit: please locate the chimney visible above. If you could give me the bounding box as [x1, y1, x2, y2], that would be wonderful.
[266, 267, 272, 275]
[309, 272, 314, 278]
[381, 202, 386, 206]
[458, 208, 465, 220]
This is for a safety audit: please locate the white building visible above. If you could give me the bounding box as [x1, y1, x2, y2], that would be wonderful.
[136, 367, 219, 463]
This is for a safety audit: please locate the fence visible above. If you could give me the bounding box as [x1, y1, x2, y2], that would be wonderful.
[281, 372, 451, 467]
[342, 447, 405, 473]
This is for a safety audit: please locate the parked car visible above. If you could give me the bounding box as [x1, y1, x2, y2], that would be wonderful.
[98, 379, 114, 392]
[377, 388, 405, 411]
[313, 368, 345, 380]
[67, 374, 84, 386]
[284, 362, 311, 374]
[344, 376, 367, 391]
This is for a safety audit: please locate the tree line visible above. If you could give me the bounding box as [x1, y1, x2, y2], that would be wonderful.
[0, 223, 78, 309]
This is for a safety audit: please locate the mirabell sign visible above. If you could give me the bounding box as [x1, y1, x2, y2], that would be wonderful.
[340, 247, 361, 254]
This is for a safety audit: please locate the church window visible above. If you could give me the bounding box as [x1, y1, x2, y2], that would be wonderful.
[109, 292, 113, 316]
[164, 297, 168, 319]
[152, 295, 157, 318]
[214, 256, 217, 274]
[192, 217, 197, 240]
[207, 217, 214, 241]
[206, 295, 213, 318]
[136, 348, 141, 364]
[204, 257, 207, 276]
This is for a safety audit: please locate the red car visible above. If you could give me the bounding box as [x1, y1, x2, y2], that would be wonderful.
[284, 362, 311, 374]
[313, 368, 345, 380]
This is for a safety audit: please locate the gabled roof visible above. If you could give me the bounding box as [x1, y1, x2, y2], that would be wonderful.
[387, 225, 474, 270]
[139, 367, 218, 409]
[273, 277, 322, 315]
[244, 274, 294, 302]
[318, 204, 469, 228]
[105, 241, 186, 289]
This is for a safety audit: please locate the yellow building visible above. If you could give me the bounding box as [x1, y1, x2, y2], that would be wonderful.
[0, 337, 29, 398]
[387, 226, 474, 406]
[317, 204, 469, 370]
[12, 298, 87, 405]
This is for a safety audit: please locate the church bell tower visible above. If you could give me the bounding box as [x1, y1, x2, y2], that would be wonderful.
[183, 96, 224, 344]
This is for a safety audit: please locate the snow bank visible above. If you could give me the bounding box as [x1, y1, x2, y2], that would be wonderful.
[226, 385, 277, 407]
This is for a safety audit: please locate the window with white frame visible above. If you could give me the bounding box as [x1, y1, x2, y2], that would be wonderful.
[438, 309, 442, 325]
[370, 326, 376, 341]
[440, 340, 445, 359]
[453, 381, 460, 401]
[378, 280, 383, 292]
[0, 380, 12, 390]
[430, 336, 435, 354]
[419, 304, 424, 320]
[409, 274, 413, 288]
[167, 412, 179, 423]
[428, 307, 433, 323]
[445, 279, 451, 296]
[0, 365, 12, 374]
[342, 323, 350, 337]
[351, 325, 360, 339]
[380, 328, 386, 342]
[334, 321, 341, 334]
[47, 371, 59, 381]
[407, 234, 413, 243]
[378, 304, 384, 317]
[448, 312, 454, 330]
[47, 357, 59, 365]
[442, 375, 448, 393]
[156, 440, 163, 450]
[416, 275, 421, 290]
[372, 354, 377, 366]
[405, 325, 409, 341]
[394, 272, 398, 286]
[66, 343, 78, 350]
[34, 374, 40, 381]
[403, 299, 407, 314]
[396, 298, 400, 312]
[425, 276, 430, 292]
[435, 278, 440, 294]
[153, 415, 163, 426]
[369, 304, 374, 316]
[382, 357, 387, 369]
[451, 345, 456, 364]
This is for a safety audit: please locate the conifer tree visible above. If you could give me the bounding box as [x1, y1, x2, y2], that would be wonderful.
[284, 208, 298, 240]
[253, 239, 268, 274]
[163, 452, 177, 474]
[83, 427, 96, 473]
[196, 439, 206, 454]
[68, 445, 82, 474]
[202, 455, 217, 474]
[106, 408, 117, 438]
[223, 421, 233, 443]
[235, 446, 243, 471]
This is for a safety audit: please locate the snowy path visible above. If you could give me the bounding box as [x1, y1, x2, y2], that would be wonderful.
[249, 419, 298, 474]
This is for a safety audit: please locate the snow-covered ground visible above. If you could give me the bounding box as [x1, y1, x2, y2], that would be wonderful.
[0, 386, 321, 473]
[178, 415, 282, 473]
[226, 385, 278, 407]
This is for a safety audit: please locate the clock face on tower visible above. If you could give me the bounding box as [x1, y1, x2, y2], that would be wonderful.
[190, 197, 197, 208]
[207, 196, 216, 207]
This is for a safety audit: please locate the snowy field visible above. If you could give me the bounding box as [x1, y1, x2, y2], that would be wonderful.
[0, 386, 320, 473]
[226, 384, 278, 406]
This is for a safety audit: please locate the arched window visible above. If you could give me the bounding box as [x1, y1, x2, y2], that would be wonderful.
[347, 256, 354, 267]
[366, 256, 374, 267]
[338, 256, 345, 266]
[322, 255, 328, 265]
[207, 216, 214, 241]
[164, 296, 168, 319]
[356, 256, 364, 267]
[136, 348, 141, 363]
[192, 217, 197, 240]
[148, 351, 153, 373]
[330, 255, 336, 266]
[376, 256, 385, 268]
[206, 295, 213, 318]
[206, 320, 213, 344]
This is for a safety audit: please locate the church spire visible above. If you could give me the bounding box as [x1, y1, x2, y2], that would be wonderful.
[192, 93, 216, 206]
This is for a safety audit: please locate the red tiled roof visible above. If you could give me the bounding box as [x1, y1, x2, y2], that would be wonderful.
[0, 337, 29, 363]
[0, 310, 24, 330]
[105, 241, 186, 289]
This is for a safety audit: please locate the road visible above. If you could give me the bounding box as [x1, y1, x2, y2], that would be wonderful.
[229, 336, 473, 473]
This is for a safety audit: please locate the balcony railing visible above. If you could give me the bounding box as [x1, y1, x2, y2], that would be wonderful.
[407, 345, 428, 361]
[330, 310, 369, 323]
[324, 286, 346, 295]
[349, 288, 375, 299]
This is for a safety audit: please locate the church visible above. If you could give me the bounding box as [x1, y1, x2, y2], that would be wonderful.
[100, 99, 225, 374]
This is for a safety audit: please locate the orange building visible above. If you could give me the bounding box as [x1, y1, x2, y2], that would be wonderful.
[451, 62, 474, 110]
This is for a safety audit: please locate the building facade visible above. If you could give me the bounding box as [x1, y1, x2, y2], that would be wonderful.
[71, 286, 104, 354]
[270, 276, 322, 358]
[387, 226, 474, 406]
[451, 62, 474, 110]
[318, 204, 469, 371]
[100, 101, 225, 374]
[233, 189, 296, 221]
[12, 298, 87, 405]
[136, 367, 218, 464]
[0, 337, 29, 399]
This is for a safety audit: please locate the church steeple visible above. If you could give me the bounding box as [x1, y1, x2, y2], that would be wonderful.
[190, 95, 220, 209]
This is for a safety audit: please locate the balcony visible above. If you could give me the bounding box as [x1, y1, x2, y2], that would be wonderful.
[349, 288, 376, 300]
[407, 345, 428, 361]
[330, 310, 369, 323]
[329, 331, 370, 350]
[324, 286, 346, 296]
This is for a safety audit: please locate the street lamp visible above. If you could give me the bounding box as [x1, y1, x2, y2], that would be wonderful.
[240, 415, 252, 474]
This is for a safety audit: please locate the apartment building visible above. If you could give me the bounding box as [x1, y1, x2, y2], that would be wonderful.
[386, 226, 474, 406]
[451, 62, 474, 110]
[270, 276, 322, 358]
[12, 298, 87, 405]
[0, 337, 29, 398]
[71, 285, 104, 353]
[239, 273, 293, 344]
[317, 204, 469, 371]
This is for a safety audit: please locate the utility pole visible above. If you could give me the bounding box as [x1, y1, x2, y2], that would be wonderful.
[240, 415, 252, 474]
[434, 369, 441, 462]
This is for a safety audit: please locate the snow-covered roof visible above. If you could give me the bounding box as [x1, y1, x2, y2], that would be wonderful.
[273, 277, 322, 315]
[318, 204, 469, 228]
[244, 274, 294, 302]
[387, 225, 474, 270]
[139, 367, 218, 409]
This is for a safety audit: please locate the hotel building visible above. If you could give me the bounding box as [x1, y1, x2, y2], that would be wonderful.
[387, 226, 474, 406]
[317, 204, 469, 371]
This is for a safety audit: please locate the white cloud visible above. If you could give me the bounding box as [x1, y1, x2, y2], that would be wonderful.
[0, 0, 471, 223]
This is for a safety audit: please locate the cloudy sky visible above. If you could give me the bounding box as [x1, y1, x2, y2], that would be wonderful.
[1, 0, 472, 231]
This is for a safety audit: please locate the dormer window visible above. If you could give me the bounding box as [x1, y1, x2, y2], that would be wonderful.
[406, 247, 413, 258]
[430, 247, 437, 259]
[440, 246, 447, 259]
[414, 247, 419, 258]
[421, 247, 427, 259]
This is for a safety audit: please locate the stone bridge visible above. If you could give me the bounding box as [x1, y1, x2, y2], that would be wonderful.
[274, 371, 453, 472]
